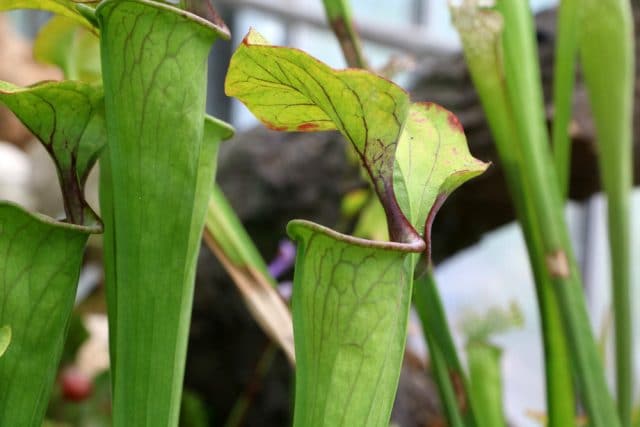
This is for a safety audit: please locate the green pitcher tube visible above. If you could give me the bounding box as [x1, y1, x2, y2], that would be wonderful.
[288, 220, 418, 427]
[95, 0, 231, 425]
[0, 203, 96, 427]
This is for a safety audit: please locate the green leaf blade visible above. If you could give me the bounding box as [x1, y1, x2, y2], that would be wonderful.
[226, 29, 422, 246]
[0, 80, 105, 224]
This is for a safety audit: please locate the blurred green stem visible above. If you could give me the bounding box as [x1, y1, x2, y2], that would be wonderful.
[321, 0, 368, 68]
[551, 0, 579, 198]
[495, 2, 618, 424]
[452, 4, 577, 425]
[579, 0, 634, 423]
[413, 271, 476, 427]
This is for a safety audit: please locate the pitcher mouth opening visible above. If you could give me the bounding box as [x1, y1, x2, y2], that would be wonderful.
[0, 201, 102, 235]
[287, 219, 426, 254]
[96, 0, 231, 40]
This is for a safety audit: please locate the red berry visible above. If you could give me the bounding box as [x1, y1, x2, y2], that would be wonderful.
[60, 367, 93, 402]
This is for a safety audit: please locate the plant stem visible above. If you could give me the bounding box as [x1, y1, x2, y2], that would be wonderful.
[452, 5, 576, 425]
[321, 0, 368, 68]
[224, 343, 278, 427]
[609, 188, 632, 425]
[578, 1, 634, 422]
[514, 181, 576, 427]
[495, 2, 619, 425]
[551, 0, 579, 198]
[413, 271, 476, 427]
[58, 160, 85, 225]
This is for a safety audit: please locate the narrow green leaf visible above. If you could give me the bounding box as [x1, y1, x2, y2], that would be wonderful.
[96, 0, 231, 424]
[0, 325, 10, 358]
[186, 115, 235, 280]
[0, 202, 95, 426]
[0, 80, 105, 225]
[34, 15, 101, 82]
[551, 0, 579, 198]
[205, 187, 274, 275]
[495, 1, 620, 425]
[225, 29, 422, 246]
[579, 0, 634, 423]
[0, 0, 95, 31]
[287, 220, 419, 427]
[453, 2, 618, 426]
[204, 185, 295, 363]
[451, 2, 576, 426]
[413, 271, 476, 427]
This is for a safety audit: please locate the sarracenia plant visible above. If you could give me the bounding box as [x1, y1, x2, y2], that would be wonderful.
[452, 0, 634, 426]
[0, 1, 234, 426]
[0, 80, 103, 425]
[225, 29, 487, 427]
[317, 3, 480, 425]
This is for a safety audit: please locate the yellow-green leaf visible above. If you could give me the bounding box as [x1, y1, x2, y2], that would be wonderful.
[34, 15, 101, 82]
[225, 29, 420, 246]
[0, 80, 105, 224]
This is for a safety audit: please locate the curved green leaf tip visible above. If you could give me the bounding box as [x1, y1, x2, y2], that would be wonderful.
[394, 102, 488, 257]
[0, 326, 10, 358]
[226, 29, 487, 252]
[0, 80, 105, 225]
